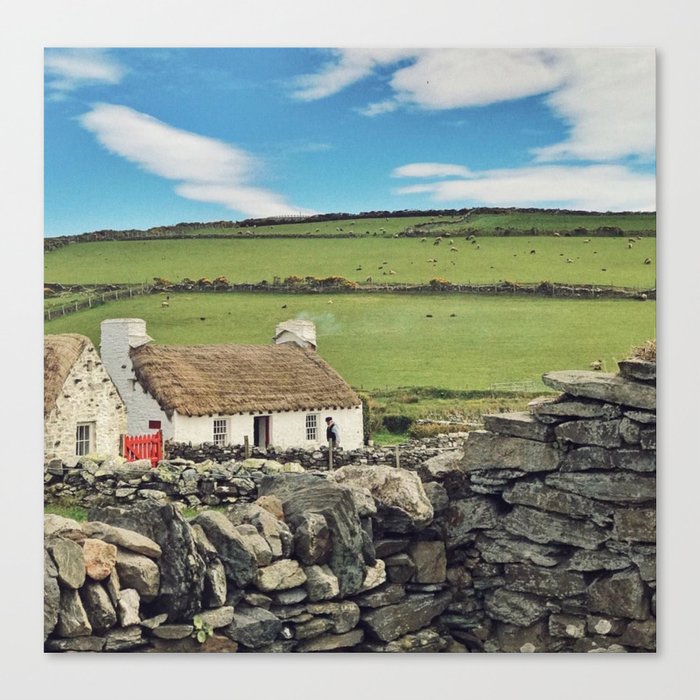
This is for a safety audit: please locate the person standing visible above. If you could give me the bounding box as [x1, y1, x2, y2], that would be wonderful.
[325, 416, 340, 448]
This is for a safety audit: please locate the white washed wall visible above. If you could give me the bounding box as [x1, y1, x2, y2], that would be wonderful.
[100, 319, 173, 439]
[44, 344, 127, 465]
[171, 405, 364, 449]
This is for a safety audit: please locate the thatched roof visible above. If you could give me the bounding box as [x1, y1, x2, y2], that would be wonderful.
[44, 334, 91, 416]
[130, 342, 360, 417]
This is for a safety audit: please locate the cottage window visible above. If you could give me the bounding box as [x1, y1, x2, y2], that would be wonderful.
[306, 413, 318, 441]
[75, 422, 94, 456]
[213, 419, 228, 446]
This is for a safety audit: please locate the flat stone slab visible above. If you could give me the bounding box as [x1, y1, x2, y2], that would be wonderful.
[361, 592, 451, 642]
[545, 472, 656, 504]
[542, 371, 656, 410]
[483, 412, 555, 442]
[503, 506, 609, 550]
[555, 419, 622, 449]
[617, 359, 656, 382]
[504, 563, 587, 598]
[529, 397, 621, 423]
[460, 431, 562, 472]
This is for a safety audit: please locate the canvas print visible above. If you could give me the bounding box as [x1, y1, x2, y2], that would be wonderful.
[43, 48, 656, 653]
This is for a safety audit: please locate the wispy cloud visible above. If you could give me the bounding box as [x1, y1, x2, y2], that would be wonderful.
[45, 49, 126, 96]
[392, 164, 655, 211]
[79, 104, 316, 218]
[392, 163, 473, 179]
[291, 48, 655, 163]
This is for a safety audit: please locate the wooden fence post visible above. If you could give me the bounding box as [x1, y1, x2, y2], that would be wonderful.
[328, 440, 334, 470]
[244, 435, 251, 459]
[395, 445, 400, 469]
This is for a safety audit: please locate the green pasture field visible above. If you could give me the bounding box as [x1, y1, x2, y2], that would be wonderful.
[45, 236, 657, 288]
[44, 292, 655, 392]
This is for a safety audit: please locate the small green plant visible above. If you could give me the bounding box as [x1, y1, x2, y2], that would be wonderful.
[192, 614, 214, 644]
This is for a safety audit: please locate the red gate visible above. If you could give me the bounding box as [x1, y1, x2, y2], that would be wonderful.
[123, 431, 162, 467]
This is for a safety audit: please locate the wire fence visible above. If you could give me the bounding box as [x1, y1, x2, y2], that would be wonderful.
[44, 283, 154, 321]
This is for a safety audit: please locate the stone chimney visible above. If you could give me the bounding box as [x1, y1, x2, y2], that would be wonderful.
[273, 319, 317, 350]
[100, 318, 153, 410]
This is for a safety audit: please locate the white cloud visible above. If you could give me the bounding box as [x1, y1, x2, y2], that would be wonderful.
[289, 48, 416, 101]
[45, 49, 125, 93]
[79, 104, 316, 218]
[533, 50, 656, 162]
[392, 164, 655, 212]
[291, 48, 655, 163]
[392, 163, 473, 179]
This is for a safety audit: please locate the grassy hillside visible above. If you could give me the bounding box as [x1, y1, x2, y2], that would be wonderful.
[45, 236, 656, 288]
[44, 292, 655, 392]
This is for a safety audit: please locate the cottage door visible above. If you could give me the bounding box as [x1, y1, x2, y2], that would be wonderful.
[253, 416, 271, 447]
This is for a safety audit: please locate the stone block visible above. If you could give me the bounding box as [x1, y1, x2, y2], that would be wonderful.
[483, 412, 556, 442]
[545, 472, 655, 504]
[461, 431, 561, 472]
[408, 541, 447, 583]
[613, 508, 656, 543]
[555, 419, 621, 448]
[587, 569, 650, 620]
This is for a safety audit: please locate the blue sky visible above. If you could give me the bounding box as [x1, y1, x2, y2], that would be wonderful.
[44, 48, 656, 237]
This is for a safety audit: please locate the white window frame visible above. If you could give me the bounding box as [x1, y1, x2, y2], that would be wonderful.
[306, 413, 319, 441]
[75, 422, 94, 456]
[213, 418, 228, 446]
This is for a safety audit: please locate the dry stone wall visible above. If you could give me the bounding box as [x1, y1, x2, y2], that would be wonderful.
[44, 361, 655, 653]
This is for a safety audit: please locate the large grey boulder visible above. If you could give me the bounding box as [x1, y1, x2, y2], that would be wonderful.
[361, 592, 452, 642]
[226, 503, 293, 559]
[44, 550, 60, 641]
[330, 465, 433, 532]
[503, 506, 609, 550]
[223, 605, 282, 648]
[484, 589, 549, 627]
[442, 497, 500, 548]
[544, 472, 656, 504]
[461, 431, 561, 472]
[46, 536, 86, 589]
[259, 476, 367, 597]
[89, 501, 205, 620]
[191, 511, 258, 587]
[82, 521, 162, 558]
[503, 480, 614, 526]
[80, 581, 117, 634]
[542, 370, 655, 410]
[115, 549, 160, 601]
[56, 588, 92, 638]
[587, 569, 650, 620]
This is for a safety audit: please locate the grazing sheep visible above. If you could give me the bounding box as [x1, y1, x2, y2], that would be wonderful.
[640, 293, 648, 301]
[389, 270, 396, 275]
[366, 277, 373, 283]
[421, 237, 427, 242]
[584, 239, 590, 243]
[628, 243, 633, 249]
[566, 258, 574, 263]
[590, 360, 603, 371]
[161, 300, 169, 308]
[530, 250, 536, 254]
[470, 239, 477, 245]
[433, 239, 441, 246]
[476, 245, 480, 249]
[644, 258, 652, 265]
[553, 232, 560, 237]
[328, 299, 334, 304]
[628, 238, 636, 243]
[450, 247, 458, 252]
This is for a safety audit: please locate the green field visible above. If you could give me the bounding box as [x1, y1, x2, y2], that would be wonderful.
[44, 292, 655, 392]
[45, 236, 657, 288]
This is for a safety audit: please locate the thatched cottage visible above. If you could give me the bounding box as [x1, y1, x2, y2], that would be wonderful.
[100, 318, 364, 449]
[44, 334, 128, 465]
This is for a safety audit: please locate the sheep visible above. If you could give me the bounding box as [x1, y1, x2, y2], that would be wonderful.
[450, 247, 459, 252]
[530, 249, 536, 254]
[566, 258, 574, 263]
[389, 270, 396, 275]
[583, 239, 591, 243]
[327, 299, 334, 304]
[553, 232, 561, 237]
[161, 300, 169, 308]
[628, 238, 636, 243]
[644, 258, 652, 265]
[628, 243, 633, 249]
[366, 276, 373, 283]
[433, 238, 441, 246]
[590, 360, 603, 371]
[639, 293, 648, 301]
[421, 237, 427, 242]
